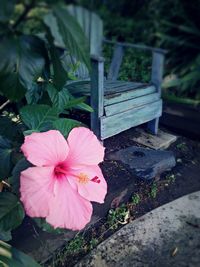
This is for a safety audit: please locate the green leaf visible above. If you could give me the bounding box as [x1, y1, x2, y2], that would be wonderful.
[0, 192, 24, 233]
[34, 218, 63, 234]
[76, 102, 93, 112]
[0, 36, 46, 101]
[0, 136, 13, 180]
[0, 230, 12, 242]
[44, 25, 68, 90]
[45, 7, 90, 70]
[64, 96, 86, 109]
[46, 83, 70, 112]
[11, 158, 32, 195]
[25, 82, 44, 105]
[0, 0, 16, 22]
[20, 104, 59, 132]
[53, 118, 82, 137]
[0, 240, 40, 267]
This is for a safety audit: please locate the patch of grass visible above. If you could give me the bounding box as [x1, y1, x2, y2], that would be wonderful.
[107, 205, 129, 230]
[148, 182, 158, 199]
[131, 193, 141, 205]
[88, 238, 99, 250]
[50, 234, 86, 267]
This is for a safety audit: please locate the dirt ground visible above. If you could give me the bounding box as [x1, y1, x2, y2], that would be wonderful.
[46, 124, 200, 267]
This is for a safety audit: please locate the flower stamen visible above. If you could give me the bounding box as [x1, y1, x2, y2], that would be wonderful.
[91, 176, 101, 184]
[78, 173, 90, 184]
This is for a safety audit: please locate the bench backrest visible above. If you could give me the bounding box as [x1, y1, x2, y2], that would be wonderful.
[67, 5, 103, 56]
[63, 5, 103, 80]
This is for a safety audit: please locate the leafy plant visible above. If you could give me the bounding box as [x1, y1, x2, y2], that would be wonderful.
[148, 182, 158, 199]
[107, 205, 129, 230]
[0, 240, 40, 267]
[0, 0, 92, 264]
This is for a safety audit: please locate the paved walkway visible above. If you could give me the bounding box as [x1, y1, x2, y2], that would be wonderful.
[75, 191, 200, 267]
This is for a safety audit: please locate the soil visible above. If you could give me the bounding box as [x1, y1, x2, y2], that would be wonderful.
[46, 122, 200, 267]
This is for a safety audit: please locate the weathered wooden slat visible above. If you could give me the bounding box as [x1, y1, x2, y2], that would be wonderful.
[104, 85, 156, 105]
[104, 82, 144, 93]
[101, 100, 162, 140]
[105, 92, 160, 116]
[67, 80, 153, 100]
[107, 44, 124, 80]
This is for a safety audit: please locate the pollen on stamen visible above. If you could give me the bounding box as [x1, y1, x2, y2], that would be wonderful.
[78, 173, 90, 184]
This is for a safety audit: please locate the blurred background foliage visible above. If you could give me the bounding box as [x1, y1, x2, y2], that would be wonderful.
[69, 0, 200, 103]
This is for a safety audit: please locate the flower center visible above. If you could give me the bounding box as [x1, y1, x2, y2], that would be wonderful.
[54, 164, 68, 176]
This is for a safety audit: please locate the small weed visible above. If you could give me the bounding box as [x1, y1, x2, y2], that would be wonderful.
[149, 182, 158, 199]
[88, 238, 99, 250]
[176, 142, 188, 152]
[50, 235, 86, 266]
[166, 174, 176, 184]
[131, 193, 141, 205]
[107, 205, 129, 230]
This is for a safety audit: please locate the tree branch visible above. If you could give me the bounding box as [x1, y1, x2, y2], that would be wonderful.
[0, 100, 10, 111]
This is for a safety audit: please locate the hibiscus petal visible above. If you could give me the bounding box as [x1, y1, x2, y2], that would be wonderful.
[20, 166, 55, 218]
[68, 165, 107, 204]
[66, 127, 105, 167]
[21, 130, 69, 167]
[46, 179, 92, 230]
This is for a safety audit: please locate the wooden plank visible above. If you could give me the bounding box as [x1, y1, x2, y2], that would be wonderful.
[104, 85, 156, 105]
[90, 57, 104, 138]
[107, 44, 124, 80]
[101, 100, 162, 140]
[105, 92, 160, 116]
[105, 82, 145, 93]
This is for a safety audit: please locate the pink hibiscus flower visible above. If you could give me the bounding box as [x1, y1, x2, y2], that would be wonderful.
[20, 127, 107, 230]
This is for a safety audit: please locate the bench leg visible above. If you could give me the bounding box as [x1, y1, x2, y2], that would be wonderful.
[147, 117, 159, 135]
[91, 115, 101, 139]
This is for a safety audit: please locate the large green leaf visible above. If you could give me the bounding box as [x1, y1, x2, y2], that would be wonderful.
[11, 158, 32, 195]
[0, 192, 24, 233]
[0, 36, 46, 101]
[0, 117, 18, 141]
[34, 218, 63, 234]
[46, 83, 70, 112]
[25, 82, 44, 105]
[53, 118, 82, 137]
[44, 26, 68, 90]
[0, 230, 11, 242]
[0, 0, 16, 22]
[0, 240, 40, 267]
[44, 7, 90, 70]
[0, 136, 13, 180]
[64, 96, 87, 109]
[20, 104, 59, 132]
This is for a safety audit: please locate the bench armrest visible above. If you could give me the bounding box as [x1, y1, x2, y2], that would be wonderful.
[103, 39, 167, 54]
[90, 54, 105, 62]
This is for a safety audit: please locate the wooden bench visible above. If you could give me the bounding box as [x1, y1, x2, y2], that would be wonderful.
[65, 5, 166, 140]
